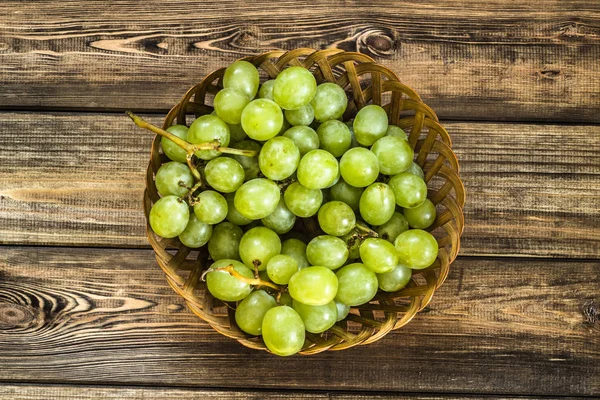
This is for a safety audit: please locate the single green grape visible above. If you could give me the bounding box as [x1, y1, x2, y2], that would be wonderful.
[267, 254, 299, 285]
[241, 99, 284, 141]
[149, 195, 190, 238]
[278, 292, 294, 307]
[258, 79, 275, 100]
[341, 231, 361, 260]
[359, 238, 398, 273]
[292, 300, 337, 334]
[317, 120, 352, 157]
[214, 88, 251, 125]
[386, 124, 408, 140]
[188, 115, 230, 160]
[223, 60, 260, 100]
[306, 235, 349, 270]
[206, 259, 254, 302]
[162, 125, 189, 163]
[234, 178, 281, 220]
[353, 105, 388, 146]
[239, 226, 282, 271]
[405, 161, 425, 180]
[317, 201, 356, 237]
[273, 66, 317, 110]
[310, 82, 348, 122]
[225, 192, 253, 226]
[283, 182, 323, 218]
[394, 229, 439, 269]
[258, 136, 300, 181]
[375, 212, 409, 243]
[285, 104, 314, 126]
[281, 238, 309, 270]
[345, 119, 360, 148]
[335, 301, 350, 321]
[283, 126, 320, 156]
[335, 263, 378, 306]
[370, 135, 414, 175]
[208, 221, 243, 261]
[155, 161, 194, 198]
[330, 180, 363, 212]
[377, 263, 412, 292]
[228, 140, 261, 181]
[178, 213, 212, 248]
[204, 157, 245, 193]
[235, 290, 277, 336]
[227, 122, 247, 142]
[258, 269, 271, 282]
[359, 182, 396, 226]
[288, 266, 338, 306]
[339, 147, 379, 188]
[261, 198, 296, 234]
[262, 306, 305, 356]
[403, 198, 437, 229]
[193, 190, 228, 225]
[297, 149, 339, 189]
[278, 118, 291, 136]
[389, 172, 428, 209]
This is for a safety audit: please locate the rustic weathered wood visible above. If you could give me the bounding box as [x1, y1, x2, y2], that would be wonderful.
[0, 1, 598, 122]
[1, 247, 598, 396]
[1, 112, 599, 258]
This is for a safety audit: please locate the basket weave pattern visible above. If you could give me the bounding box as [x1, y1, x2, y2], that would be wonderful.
[143, 49, 466, 354]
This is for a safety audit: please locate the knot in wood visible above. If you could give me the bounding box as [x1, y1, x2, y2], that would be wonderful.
[0, 302, 36, 329]
[582, 299, 599, 326]
[356, 28, 397, 58]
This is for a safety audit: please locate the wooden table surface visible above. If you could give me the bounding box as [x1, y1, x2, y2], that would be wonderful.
[1, 1, 599, 399]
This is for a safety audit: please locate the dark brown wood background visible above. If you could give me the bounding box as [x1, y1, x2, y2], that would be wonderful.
[1, 1, 599, 399]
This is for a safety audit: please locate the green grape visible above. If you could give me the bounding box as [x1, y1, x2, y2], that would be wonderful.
[297, 149, 339, 189]
[228, 140, 261, 181]
[283, 126, 320, 156]
[377, 264, 412, 292]
[235, 290, 277, 336]
[193, 190, 228, 224]
[359, 238, 398, 273]
[239, 226, 282, 271]
[394, 229, 439, 269]
[370, 135, 414, 175]
[339, 147, 379, 188]
[261, 198, 296, 234]
[341, 231, 361, 260]
[292, 300, 337, 334]
[285, 104, 314, 126]
[267, 254, 299, 285]
[273, 66, 317, 110]
[223, 60, 260, 100]
[353, 105, 388, 146]
[359, 182, 395, 226]
[317, 201, 356, 236]
[262, 306, 305, 356]
[227, 123, 247, 142]
[162, 125, 189, 163]
[389, 172, 428, 209]
[208, 222, 243, 261]
[375, 212, 409, 243]
[335, 301, 350, 321]
[317, 120, 352, 157]
[306, 235, 348, 270]
[310, 82, 348, 122]
[345, 119, 360, 148]
[278, 118, 291, 136]
[403, 198, 436, 229]
[241, 99, 284, 141]
[405, 162, 425, 180]
[234, 178, 281, 220]
[283, 182, 323, 218]
[206, 259, 254, 302]
[225, 192, 253, 226]
[281, 238, 309, 270]
[386, 124, 408, 140]
[288, 266, 338, 306]
[214, 88, 250, 125]
[330, 180, 363, 212]
[258, 79, 275, 100]
[258, 136, 300, 180]
[335, 263, 378, 306]
[204, 157, 245, 193]
[258, 269, 271, 282]
[178, 213, 212, 248]
[149, 195, 190, 238]
[155, 162, 194, 197]
[188, 115, 230, 160]
[278, 292, 294, 307]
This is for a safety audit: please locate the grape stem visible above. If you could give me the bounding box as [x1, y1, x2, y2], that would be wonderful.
[355, 221, 379, 238]
[125, 111, 259, 157]
[213, 264, 281, 292]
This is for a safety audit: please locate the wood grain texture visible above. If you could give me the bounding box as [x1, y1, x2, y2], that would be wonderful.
[1, 112, 599, 257]
[0, 0, 599, 122]
[1, 247, 599, 396]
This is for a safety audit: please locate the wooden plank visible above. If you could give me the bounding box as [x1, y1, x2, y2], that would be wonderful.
[1, 112, 599, 258]
[1, 247, 598, 396]
[0, 1, 599, 122]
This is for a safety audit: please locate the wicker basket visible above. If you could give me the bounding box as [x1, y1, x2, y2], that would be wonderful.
[143, 48, 465, 354]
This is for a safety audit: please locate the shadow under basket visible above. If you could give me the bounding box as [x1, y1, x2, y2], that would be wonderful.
[143, 48, 466, 354]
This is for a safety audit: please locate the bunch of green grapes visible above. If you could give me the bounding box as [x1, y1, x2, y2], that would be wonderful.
[129, 60, 439, 357]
